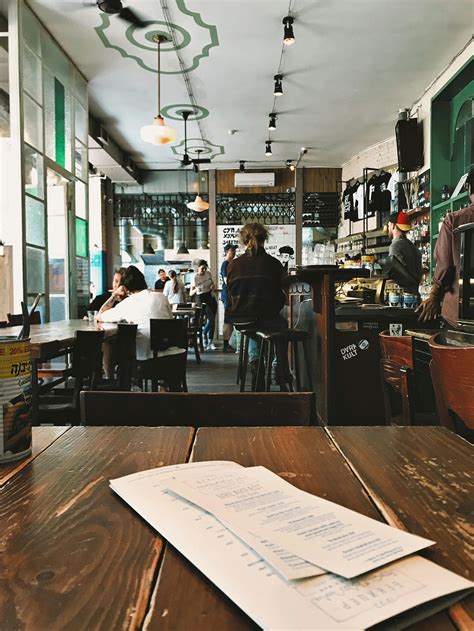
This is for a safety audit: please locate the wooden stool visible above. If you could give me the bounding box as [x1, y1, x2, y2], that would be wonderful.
[256, 329, 313, 393]
[234, 324, 259, 392]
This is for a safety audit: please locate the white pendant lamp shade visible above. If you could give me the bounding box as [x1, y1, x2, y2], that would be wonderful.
[140, 34, 176, 146]
[140, 115, 177, 145]
[187, 195, 209, 212]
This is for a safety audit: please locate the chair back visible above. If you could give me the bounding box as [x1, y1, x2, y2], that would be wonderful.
[7, 311, 41, 326]
[117, 323, 137, 391]
[379, 330, 414, 426]
[429, 332, 474, 434]
[150, 318, 188, 353]
[71, 330, 104, 390]
[80, 391, 316, 426]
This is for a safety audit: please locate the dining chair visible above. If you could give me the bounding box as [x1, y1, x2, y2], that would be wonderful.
[80, 391, 316, 426]
[429, 332, 474, 440]
[37, 330, 105, 425]
[187, 307, 202, 364]
[137, 318, 188, 392]
[7, 311, 41, 326]
[379, 330, 415, 426]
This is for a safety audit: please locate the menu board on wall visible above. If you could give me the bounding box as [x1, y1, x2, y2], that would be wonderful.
[217, 224, 296, 279]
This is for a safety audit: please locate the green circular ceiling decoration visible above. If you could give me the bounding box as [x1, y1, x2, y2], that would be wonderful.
[171, 138, 225, 160]
[94, 0, 219, 74]
[160, 104, 209, 121]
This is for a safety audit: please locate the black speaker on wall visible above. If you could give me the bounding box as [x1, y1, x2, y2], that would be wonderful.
[396, 118, 422, 172]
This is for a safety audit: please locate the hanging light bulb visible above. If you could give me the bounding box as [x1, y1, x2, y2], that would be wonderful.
[282, 16, 295, 45]
[286, 159, 295, 172]
[187, 152, 210, 211]
[140, 35, 177, 145]
[273, 74, 283, 96]
[268, 113, 277, 131]
[265, 141, 272, 156]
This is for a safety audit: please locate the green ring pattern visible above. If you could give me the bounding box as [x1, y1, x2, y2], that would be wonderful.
[127, 22, 190, 52]
[94, 0, 219, 74]
[171, 138, 225, 159]
[160, 104, 209, 121]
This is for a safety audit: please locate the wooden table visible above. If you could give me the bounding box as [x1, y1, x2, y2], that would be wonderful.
[1, 426, 471, 630]
[7, 320, 117, 422]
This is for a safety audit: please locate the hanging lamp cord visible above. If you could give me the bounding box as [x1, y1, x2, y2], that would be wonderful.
[157, 38, 161, 117]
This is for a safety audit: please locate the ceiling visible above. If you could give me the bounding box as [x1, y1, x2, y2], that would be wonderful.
[28, 0, 473, 170]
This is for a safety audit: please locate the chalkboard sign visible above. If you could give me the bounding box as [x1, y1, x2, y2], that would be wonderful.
[302, 192, 339, 228]
[417, 169, 430, 209]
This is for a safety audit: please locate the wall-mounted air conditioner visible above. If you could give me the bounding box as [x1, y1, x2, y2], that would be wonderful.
[234, 172, 275, 187]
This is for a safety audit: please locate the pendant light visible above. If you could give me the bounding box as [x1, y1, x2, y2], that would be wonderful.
[268, 113, 277, 131]
[273, 74, 283, 96]
[265, 141, 272, 156]
[187, 150, 209, 212]
[282, 16, 295, 45]
[140, 34, 177, 145]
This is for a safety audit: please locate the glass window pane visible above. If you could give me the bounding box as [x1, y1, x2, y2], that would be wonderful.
[23, 94, 43, 151]
[75, 100, 87, 144]
[74, 139, 87, 181]
[41, 31, 71, 89]
[44, 70, 55, 160]
[74, 70, 88, 106]
[23, 46, 42, 103]
[26, 195, 45, 246]
[75, 217, 88, 257]
[24, 145, 44, 199]
[22, 5, 41, 55]
[0, 40, 9, 137]
[26, 246, 46, 293]
[75, 180, 87, 219]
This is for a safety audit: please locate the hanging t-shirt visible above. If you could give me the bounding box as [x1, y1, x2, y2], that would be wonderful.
[367, 174, 378, 217]
[388, 171, 401, 212]
[354, 182, 366, 220]
[369, 171, 392, 217]
[342, 185, 354, 220]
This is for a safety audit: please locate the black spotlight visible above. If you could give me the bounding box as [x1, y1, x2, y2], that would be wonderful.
[268, 113, 277, 131]
[283, 16, 295, 45]
[273, 74, 283, 96]
[265, 141, 272, 156]
[97, 0, 123, 14]
[239, 161, 245, 172]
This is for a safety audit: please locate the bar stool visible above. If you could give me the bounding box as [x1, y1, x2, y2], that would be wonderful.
[256, 329, 313, 392]
[233, 320, 258, 391]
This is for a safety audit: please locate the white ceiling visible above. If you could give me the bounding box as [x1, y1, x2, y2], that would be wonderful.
[28, 0, 473, 170]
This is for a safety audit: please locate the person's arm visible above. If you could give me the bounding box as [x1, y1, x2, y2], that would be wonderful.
[98, 286, 127, 315]
[97, 295, 128, 322]
[189, 274, 197, 296]
[416, 217, 453, 322]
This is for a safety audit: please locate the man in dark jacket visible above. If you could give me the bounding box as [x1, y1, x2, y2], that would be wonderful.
[227, 223, 287, 388]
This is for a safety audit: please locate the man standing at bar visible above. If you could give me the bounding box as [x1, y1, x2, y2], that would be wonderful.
[384, 210, 422, 295]
[417, 169, 474, 326]
[220, 243, 237, 352]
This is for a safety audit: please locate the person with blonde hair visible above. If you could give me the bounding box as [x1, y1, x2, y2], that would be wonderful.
[227, 223, 288, 389]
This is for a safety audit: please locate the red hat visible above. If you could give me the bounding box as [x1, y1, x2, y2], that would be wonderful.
[388, 210, 411, 232]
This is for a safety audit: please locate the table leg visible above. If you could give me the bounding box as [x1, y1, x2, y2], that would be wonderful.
[31, 358, 39, 426]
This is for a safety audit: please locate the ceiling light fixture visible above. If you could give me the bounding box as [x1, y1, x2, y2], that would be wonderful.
[187, 150, 210, 212]
[268, 113, 277, 131]
[140, 34, 177, 145]
[286, 159, 295, 171]
[176, 243, 190, 255]
[273, 74, 283, 96]
[282, 16, 295, 46]
[239, 161, 245, 172]
[265, 141, 272, 156]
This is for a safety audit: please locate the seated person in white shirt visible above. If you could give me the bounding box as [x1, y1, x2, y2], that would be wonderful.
[97, 266, 186, 385]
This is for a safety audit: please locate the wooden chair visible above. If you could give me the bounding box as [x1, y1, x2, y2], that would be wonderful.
[37, 330, 105, 425]
[80, 391, 316, 426]
[429, 332, 474, 440]
[137, 319, 188, 392]
[187, 307, 202, 364]
[379, 330, 414, 426]
[7, 311, 41, 326]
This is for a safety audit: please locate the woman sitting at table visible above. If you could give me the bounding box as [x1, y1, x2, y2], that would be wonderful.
[97, 266, 186, 388]
[163, 270, 186, 305]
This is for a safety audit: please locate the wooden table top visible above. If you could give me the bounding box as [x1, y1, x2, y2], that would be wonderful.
[7, 320, 117, 358]
[1, 425, 471, 631]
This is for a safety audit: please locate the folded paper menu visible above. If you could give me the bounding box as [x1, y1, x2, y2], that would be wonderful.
[110, 461, 472, 630]
[166, 465, 434, 579]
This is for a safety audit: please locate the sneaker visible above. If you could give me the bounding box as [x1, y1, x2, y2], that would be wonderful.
[206, 342, 217, 350]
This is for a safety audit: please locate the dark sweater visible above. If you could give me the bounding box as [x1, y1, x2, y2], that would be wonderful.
[227, 247, 284, 320]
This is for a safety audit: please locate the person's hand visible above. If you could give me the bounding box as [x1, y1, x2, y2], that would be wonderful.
[415, 296, 441, 322]
[111, 285, 127, 301]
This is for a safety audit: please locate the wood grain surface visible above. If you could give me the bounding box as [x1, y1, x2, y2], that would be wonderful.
[1, 426, 194, 631]
[146, 426, 385, 631]
[0, 426, 70, 486]
[327, 426, 474, 627]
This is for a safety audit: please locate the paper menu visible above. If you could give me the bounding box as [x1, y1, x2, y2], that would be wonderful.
[165, 465, 434, 579]
[110, 461, 473, 630]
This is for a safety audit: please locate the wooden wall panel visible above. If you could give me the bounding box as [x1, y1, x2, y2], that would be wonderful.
[216, 168, 341, 194]
[303, 167, 342, 192]
[0, 245, 14, 321]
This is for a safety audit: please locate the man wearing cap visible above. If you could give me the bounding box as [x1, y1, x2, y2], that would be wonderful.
[417, 169, 474, 325]
[386, 210, 422, 295]
[220, 243, 237, 352]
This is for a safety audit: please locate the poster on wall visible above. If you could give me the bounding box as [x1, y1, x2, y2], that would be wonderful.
[217, 224, 296, 283]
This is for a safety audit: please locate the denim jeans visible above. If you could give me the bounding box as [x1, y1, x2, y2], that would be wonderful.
[248, 314, 288, 365]
[198, 292, 217, 341]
